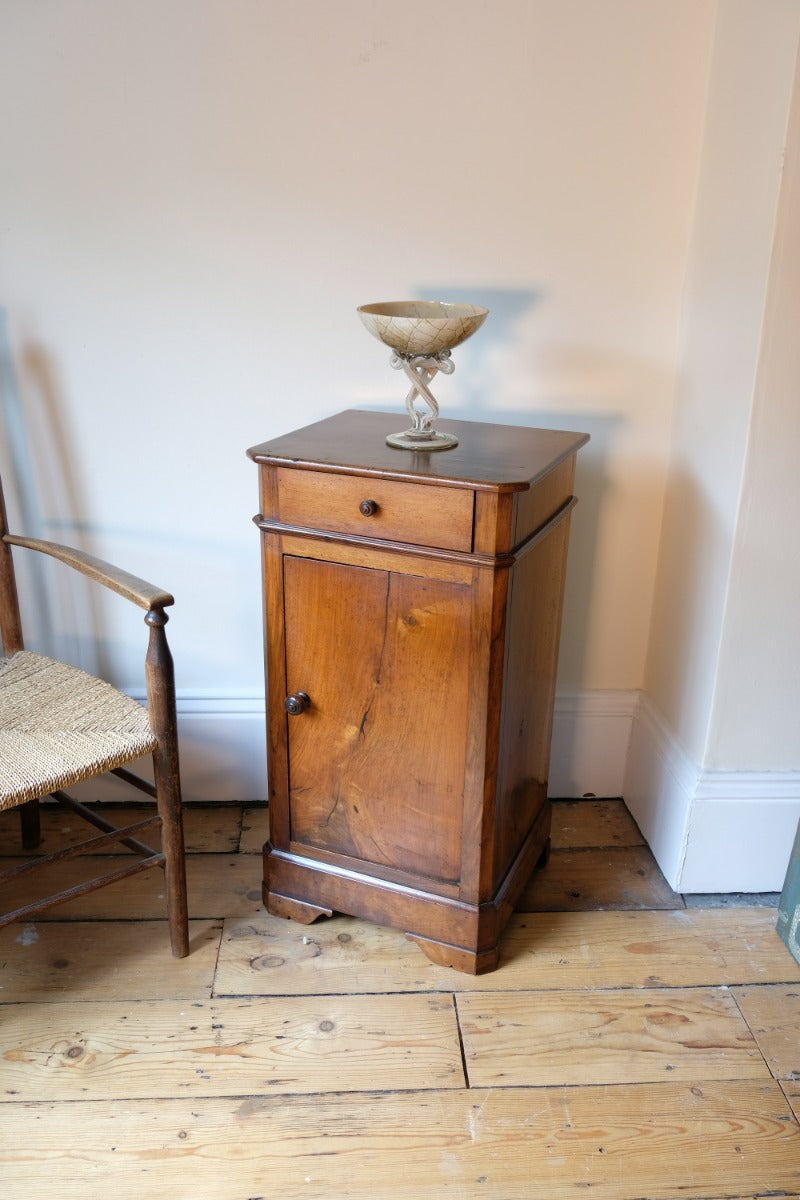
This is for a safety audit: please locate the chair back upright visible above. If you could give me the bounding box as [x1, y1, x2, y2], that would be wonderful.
[0, 474, 24, 656]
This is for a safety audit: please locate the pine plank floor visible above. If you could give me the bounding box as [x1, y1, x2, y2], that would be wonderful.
[1, 798, 799, 1199]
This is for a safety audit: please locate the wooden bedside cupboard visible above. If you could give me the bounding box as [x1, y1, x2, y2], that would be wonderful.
[248, 409, 588, 974]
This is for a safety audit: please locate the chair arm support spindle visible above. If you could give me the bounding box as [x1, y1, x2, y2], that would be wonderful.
[144, 607, 178, 744]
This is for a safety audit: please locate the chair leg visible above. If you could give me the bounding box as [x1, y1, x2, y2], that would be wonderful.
[154, 760, 189, 958]
[145, 606, 189, 957]
[19, 798, 41, 850]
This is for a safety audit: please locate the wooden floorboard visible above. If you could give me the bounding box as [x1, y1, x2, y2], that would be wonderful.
[213, 908, 800, 996]
[517, 845, 683, 911]
[732, 983, 800, 1080]
[0, 920, 221, 1001]
[1, 853, 263, 920]
[0, 993, 464, 1100]
[1, 1082, 798, 1200]
[0, 802, 243, 854]
[1, 799, 798, 1200]
[550, 798, 645, 849]
[457, 987, 769, 1087]
[784, 1079, 800, 1122]
[239, 804, 269, 854]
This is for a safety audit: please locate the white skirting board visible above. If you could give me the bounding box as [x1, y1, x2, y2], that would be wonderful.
[547, 690, 636, 798]
[72, 693, 269, 806]
[170, 689, 637, 804]
[174, 695, 269, 803]
[74, 689, 632, 805]
[624, 692, 800, 893]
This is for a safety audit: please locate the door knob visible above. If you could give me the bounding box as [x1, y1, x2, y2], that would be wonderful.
[285, 691, 310, 716]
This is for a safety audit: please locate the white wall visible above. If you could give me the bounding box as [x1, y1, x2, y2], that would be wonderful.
[0, 1, 716, 803]
[642, 0, 800, 767]
[707, 45, 800, 773]
[625, 0, 800, 891]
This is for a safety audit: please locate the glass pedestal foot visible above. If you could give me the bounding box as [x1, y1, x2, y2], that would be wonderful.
[385, 428, 459, 451]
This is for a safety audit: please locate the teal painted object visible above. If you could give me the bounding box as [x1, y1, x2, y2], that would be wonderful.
[777, 819, 800, 965]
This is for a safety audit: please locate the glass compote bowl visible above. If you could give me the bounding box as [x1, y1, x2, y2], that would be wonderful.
[357, 300, 488, 450]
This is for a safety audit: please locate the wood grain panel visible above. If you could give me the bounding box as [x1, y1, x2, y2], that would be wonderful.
[214, 908, 800, 996]
[457, 987, 768, 1087]
[0, 920, 221, 1001]
[512, 455, 575, 545]
[284, 556, 471, 883]
[472, 488, 514, 554]
[2, 1082, 798, 1199]
[733, 984, 800, 1080]
[276, 466, 474, 551]
[277, 529, 475, 581]
[0, 994, 463, 1101]
[493, 511, 571, 886]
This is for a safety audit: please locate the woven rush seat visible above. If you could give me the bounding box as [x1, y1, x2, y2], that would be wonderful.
[0, 651, 158, 809]
[1, 466, 189, 957]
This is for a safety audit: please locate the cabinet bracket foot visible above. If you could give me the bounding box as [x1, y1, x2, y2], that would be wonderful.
[405, 931, 500, 975]
[265, 890, 333, 924]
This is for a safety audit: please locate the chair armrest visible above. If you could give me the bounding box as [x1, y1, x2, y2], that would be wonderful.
[2, 534, 174, 612]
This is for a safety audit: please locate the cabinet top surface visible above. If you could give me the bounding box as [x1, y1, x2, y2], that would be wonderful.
[248, 410, 589, 491]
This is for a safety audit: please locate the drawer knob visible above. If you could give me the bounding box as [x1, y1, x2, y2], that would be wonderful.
[285, 691, 310, 716]
[359, 499, 379, 517]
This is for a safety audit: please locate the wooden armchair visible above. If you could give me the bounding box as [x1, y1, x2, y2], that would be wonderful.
[0, 474, 189, 957]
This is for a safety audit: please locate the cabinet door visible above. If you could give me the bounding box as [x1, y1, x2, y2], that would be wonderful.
[282, 554, 472, 885]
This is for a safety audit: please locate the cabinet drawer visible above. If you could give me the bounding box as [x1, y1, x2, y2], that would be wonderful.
[275, 468, 474, 552]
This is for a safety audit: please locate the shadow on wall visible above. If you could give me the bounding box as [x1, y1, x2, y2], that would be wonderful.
[360, 285, 621, 703]
[0, 309, 105, 674]
[418, 285, 544, 413]
[644, 462, 725, 759]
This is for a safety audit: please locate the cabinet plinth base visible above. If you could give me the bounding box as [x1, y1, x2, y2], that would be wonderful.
[262, 802, 550, 974]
